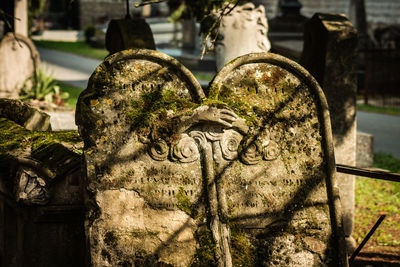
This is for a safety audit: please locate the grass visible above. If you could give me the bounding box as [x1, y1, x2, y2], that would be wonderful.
[193, 72, 214, 82]
[34, 40, 108, 60]
[34, 40, 216, 84]
[58, 82, 82, 109]
[354, 153, 400, 254]
[357, 104, 400, 116]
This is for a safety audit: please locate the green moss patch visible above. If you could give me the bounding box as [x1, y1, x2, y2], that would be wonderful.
[204, 84, 259, 128]
[176, 186, 197, 218]
[0, 118, 82, 161]
[192, 228, 217, 267]
[230, 225, 256, 266]
[127, 88, 198, 139]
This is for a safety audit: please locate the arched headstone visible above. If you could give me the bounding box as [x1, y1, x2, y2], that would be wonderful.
[0, 33, 40, 99]
[76, 50, 348, 266]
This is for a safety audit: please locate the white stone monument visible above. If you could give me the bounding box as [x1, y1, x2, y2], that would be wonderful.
[214, 3, 271, 70]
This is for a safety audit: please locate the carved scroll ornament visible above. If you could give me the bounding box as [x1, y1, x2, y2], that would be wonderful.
[146, 105, 279, 164]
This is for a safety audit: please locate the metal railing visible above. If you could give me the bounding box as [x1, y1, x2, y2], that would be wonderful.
[336, 164, 400, 264]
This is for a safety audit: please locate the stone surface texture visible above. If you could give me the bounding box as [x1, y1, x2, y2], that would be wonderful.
[0, 33, 40, 99]
[215, 3, 271, 71]
[0, 98, 51, 131]
[76, 49, 347, 266]
[300, 13, 358, 252]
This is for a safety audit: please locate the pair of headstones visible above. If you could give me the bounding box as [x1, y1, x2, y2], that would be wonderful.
[76, 49, 348, 266]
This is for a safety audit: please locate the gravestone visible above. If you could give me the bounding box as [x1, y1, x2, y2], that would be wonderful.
[105, 18, 156, 56]
[214, 3, 271, 70]
[0, 33, 40, 99]
[0, 98, 51, 131]
[0, 116, 85, 267]
[300, 13, 358, 252]
[76, 49, 348, 266]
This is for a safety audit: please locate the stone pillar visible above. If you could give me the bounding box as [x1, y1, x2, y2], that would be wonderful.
[14, 0, 28, 36]
[214, 2, 271, 70]
[349, 0, 370, 48]
[0, 33, 40, 99]
[300, 13, 358, 253]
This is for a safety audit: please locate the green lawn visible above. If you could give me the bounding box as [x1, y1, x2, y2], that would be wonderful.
[34, 40, 108, 60]
[354, 153, 400, 254]
[357, 104, 400, 116]
[58, 82, 82, 108]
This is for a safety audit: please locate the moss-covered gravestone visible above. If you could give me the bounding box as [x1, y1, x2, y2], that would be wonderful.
[76, 50, 348, 266]
[0, 114, 85, 266]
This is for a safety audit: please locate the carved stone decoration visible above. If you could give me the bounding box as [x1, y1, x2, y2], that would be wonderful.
[148, 139, 169, 161]
[171, 134, 199, 163]
[214, 2, 271, 70]
[220, 129, 243, 160]
[263, 140, 279, 160]
[239, 139, 263, 165]
[15, 167, 49, 205]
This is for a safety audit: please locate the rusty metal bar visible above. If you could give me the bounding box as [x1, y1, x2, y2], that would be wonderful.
[336, 164, 400, 183]
[125, 0, 131, 18]
[349, 214, 387, 263]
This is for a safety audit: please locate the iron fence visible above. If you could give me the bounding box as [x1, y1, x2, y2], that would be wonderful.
[359, 48, 400, 109]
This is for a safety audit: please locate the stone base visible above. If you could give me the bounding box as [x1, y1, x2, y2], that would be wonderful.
[356, 131, 374, 168]
[346, 236, 357, 255]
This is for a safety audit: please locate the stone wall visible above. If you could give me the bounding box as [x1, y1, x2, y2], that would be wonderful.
[300, 0, 400, 26]
[78, 0, 126, 29]
[257, 0, 400, 26]
[365, 0, 400, 24]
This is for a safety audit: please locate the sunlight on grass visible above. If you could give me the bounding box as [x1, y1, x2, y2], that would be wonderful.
[58, 82, 82, 109]
[354, 153, 400, 251]
[357, 104, 400, 116]
[34, 40, 108, 60]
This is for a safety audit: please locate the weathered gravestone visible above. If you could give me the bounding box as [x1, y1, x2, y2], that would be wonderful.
[0, 98, 51, 131]
[76, 49, 348, 266]
[0, 33, 40, 99]
[0, 115, 85, 267]
[106, 18, 156, 55]
[300, 13, 358, 251]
